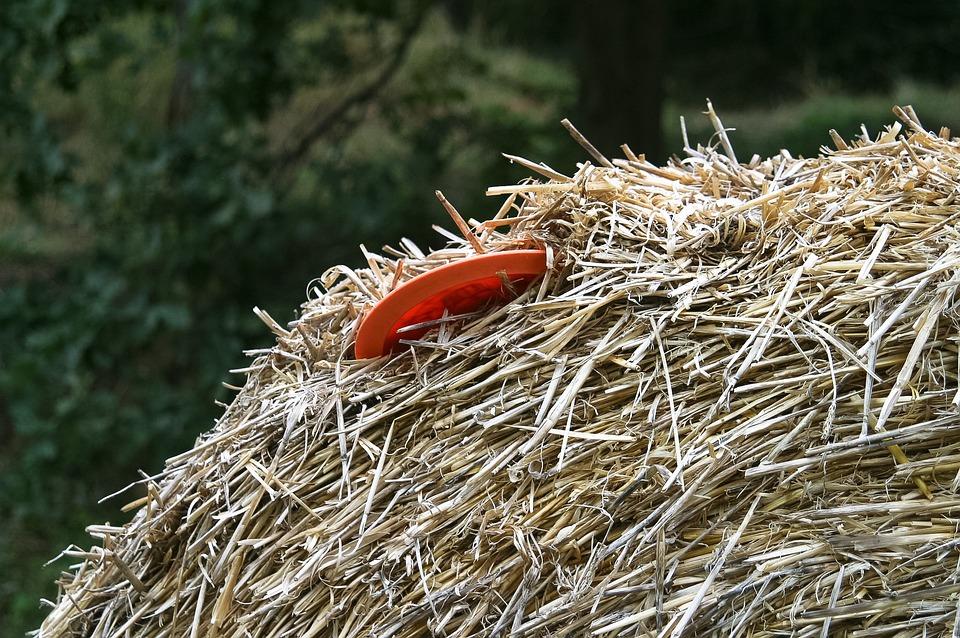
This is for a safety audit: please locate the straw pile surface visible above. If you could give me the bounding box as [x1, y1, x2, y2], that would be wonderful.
[39, 106, 960, 637]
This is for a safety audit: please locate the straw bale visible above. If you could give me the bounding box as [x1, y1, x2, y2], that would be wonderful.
[37, 105, 960, 637]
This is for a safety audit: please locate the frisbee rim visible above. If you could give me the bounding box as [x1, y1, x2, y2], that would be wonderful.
[354, 249, 548, 359]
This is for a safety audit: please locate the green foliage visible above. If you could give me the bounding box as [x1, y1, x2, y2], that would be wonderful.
[0, 2, 574, 633]
[667, 82, 960, 160]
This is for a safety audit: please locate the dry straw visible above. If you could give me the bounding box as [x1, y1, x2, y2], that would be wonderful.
[37, 104, 960, 637]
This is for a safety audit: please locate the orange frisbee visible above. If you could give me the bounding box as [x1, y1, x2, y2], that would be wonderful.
[354, 249, 548, 358]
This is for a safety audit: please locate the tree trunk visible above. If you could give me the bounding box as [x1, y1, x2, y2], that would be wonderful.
[575, 0, 665, 162]
[166, 0, 194, 128]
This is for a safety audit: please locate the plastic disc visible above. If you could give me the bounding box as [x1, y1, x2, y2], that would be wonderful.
[354, 249, 547, 358]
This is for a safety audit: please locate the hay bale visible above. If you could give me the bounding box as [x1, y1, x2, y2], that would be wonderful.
[37, 105, 960, 637]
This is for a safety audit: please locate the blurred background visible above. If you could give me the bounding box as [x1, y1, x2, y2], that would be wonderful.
[2, 0, 959, 632]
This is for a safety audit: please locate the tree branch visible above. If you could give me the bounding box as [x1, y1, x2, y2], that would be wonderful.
[274, 9, 426, 175]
